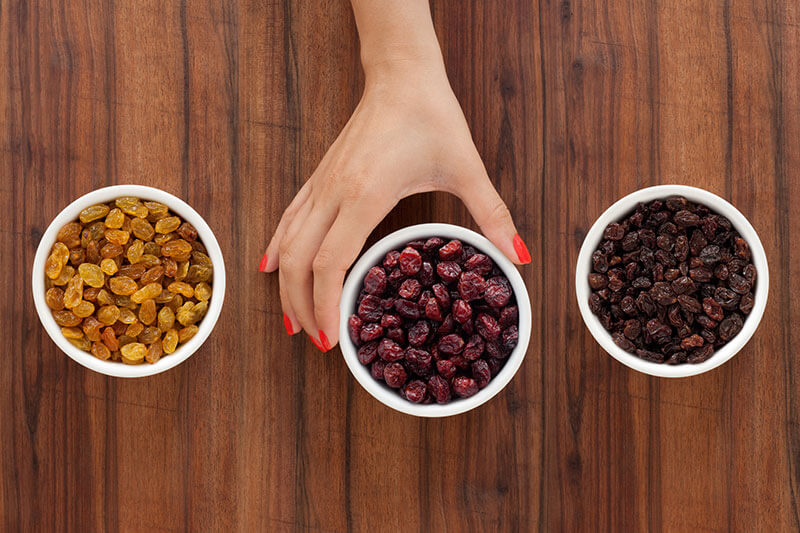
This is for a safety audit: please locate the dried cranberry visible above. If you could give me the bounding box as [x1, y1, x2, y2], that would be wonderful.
[378, 338, 404, 362]
[463, 334, 485, 361]
[438, 334, 465, 355]
[358, 295, 383, 322]
[485, 277, 512, 308]
[383, 363, 408, 388]
[357, 341, 379, 365]
[405, 348, 432, 377]
[436, 359, 457, 379]
[501, 325, 519, 352]
[387, 327, 405, 344]
[499, 306, 518, 329]
[604, 223, 625, 240]
[398, 278, 422, 300]
[370, 360, 387, 380]
[423, 237, 445, 253]
[363, 266, 387, 295]
[475, 313, 501, 341]
[472, 360, 491, 388]
[408, 320, 431, 347]
[347, 315, 363, 346]
[452, 300, 473, 324]
[436, 261, 461, 283]
[427, 375, 452, 404]
[457, 271, 487, 301]
[419, 262, 434, 286]
[452, 377, 479, 398]
[398, 247, 422, 275]
[403, 380, 427, 403]
[438, 239, 463, 261]
[360, 323, 384, 342]
[438, 314, 455, 336]
[465, 253, 493, 276]
[394, 299, 420, 320]
[381, 314, 401, 328]
[383, 250, 400, 269]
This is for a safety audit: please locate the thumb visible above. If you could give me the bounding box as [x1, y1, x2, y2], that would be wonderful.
[455, 170, 531, 265]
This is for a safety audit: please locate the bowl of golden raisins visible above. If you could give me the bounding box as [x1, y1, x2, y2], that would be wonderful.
[32, 185, 226, 377]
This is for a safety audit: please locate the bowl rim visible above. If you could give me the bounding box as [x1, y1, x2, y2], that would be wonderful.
[575, 184, 769, 377]
[32, 184, 226, 378]
[338, 223, 531, 417]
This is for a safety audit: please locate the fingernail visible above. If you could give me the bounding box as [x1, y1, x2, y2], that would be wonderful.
[513, 234, 531, 264]
[319, 330, 331, 352]
[258, 253, 268, 272]
[308, 334, 325, 352]
[283, 313, 294, 335]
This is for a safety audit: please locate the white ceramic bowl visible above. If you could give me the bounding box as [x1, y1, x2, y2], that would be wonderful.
[32, 185, 226, 377]
[576, 185, 769, 377]
[339, 223, 531, 417]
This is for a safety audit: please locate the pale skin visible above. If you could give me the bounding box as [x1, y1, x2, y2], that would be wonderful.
[261, 0, 530, 351]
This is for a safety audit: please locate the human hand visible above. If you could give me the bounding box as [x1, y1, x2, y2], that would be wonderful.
[260, 61, 530, 351]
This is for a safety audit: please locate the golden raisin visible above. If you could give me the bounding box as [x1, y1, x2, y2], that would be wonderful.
[143, 242, 161, 256]
[126, 239, 144, 264]
[178, 325, 199, 343]
[153, 233, 175, 246]
[73, 300, 95, 318]
[46, 288, 65, 310]
[126, 322, 144, 338]
[116, 198, 149, 218]
[52, 264, 75, 286]
[117, 335, 135, 348]
[100, 258, 118, 275]
[109, 276, 138, 295]
[45, 242, 70, 279]
[176, 302, 197, 326]
[104, 229, 130, 245]
[57, 222, 82, 247]
[185, 264, 212, 283]
[86, 240, 101, 263]
[83, 287, 100, 302]
[177, 222, 198, 241]
[175, 261, 189, 281]
[118, 263, 145, 279]
[79, 204, 110, 223]
[82, 316, 103, 342]
[157, 307, 175, 331]
[100, 242, 123, 258]
[68, 337, 92, 351]
[194, 282, 211, 301]
[131, 217, 155, 241]
[104, 208, 124, 229]
[139, 299, 157, 325]
[131, 283, 162, 304]
[61, 327, 84, 340]
[168, 281, 193, 298]
[91, 342, 111, 360]
[120, 342, 147, 362]
[162, 329, 179, 353]
[97, 305, 121, 325]
[191, 251, 213, 267]
[163, 258, 178, 277]
[155, 216, 181, 234]
[101, 327, 119, 351]
[162, 239, 192, 258]
[143, 201, 169, 218]
[111, 320, 128, 336]
[140, 266, 164, 284]
[138, 254, 161, 268]
[78, 263, 105, 288]
[155, 290, 175, 304]
[139, 326, 161, 345]
[118, 307, 137, 324]
[69, 248, 86, 266]
[54, 310, 82, 327]
[145, 342, 163, 364]
[96, 289, 114, 306]
[63, 274, 84, 309]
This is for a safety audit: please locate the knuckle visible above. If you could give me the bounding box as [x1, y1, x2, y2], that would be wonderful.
[312, 246, 340, 274]
[487, 197, 512, 224]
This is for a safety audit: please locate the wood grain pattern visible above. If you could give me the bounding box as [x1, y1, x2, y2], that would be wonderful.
[1, 0, 798, 530]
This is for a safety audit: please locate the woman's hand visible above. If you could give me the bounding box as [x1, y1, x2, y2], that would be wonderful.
[260, 58, 530, 351]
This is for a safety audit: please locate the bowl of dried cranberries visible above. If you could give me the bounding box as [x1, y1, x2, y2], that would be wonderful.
[32, 185, 226, 377]
[339, 223, 531, 417]
[576, 185, 769, 377]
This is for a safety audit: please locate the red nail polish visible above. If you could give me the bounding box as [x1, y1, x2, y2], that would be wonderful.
[258, 253, 268, 272]
[309, 334, 325, 352]
[513, 234, 531, 264]
[283, 313, 294, 335]
[318, 330, 331, 352]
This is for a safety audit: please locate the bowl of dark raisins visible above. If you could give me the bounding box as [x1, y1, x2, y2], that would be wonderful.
[576, 185, 768, 377]
[339, 223, 531, 417]
[32, 185, 226, 378]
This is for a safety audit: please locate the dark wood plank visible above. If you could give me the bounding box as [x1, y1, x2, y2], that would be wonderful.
[1, 0, 799, 530]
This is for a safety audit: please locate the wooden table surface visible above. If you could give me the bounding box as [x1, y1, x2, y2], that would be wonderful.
[2, 1, 799, 531]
